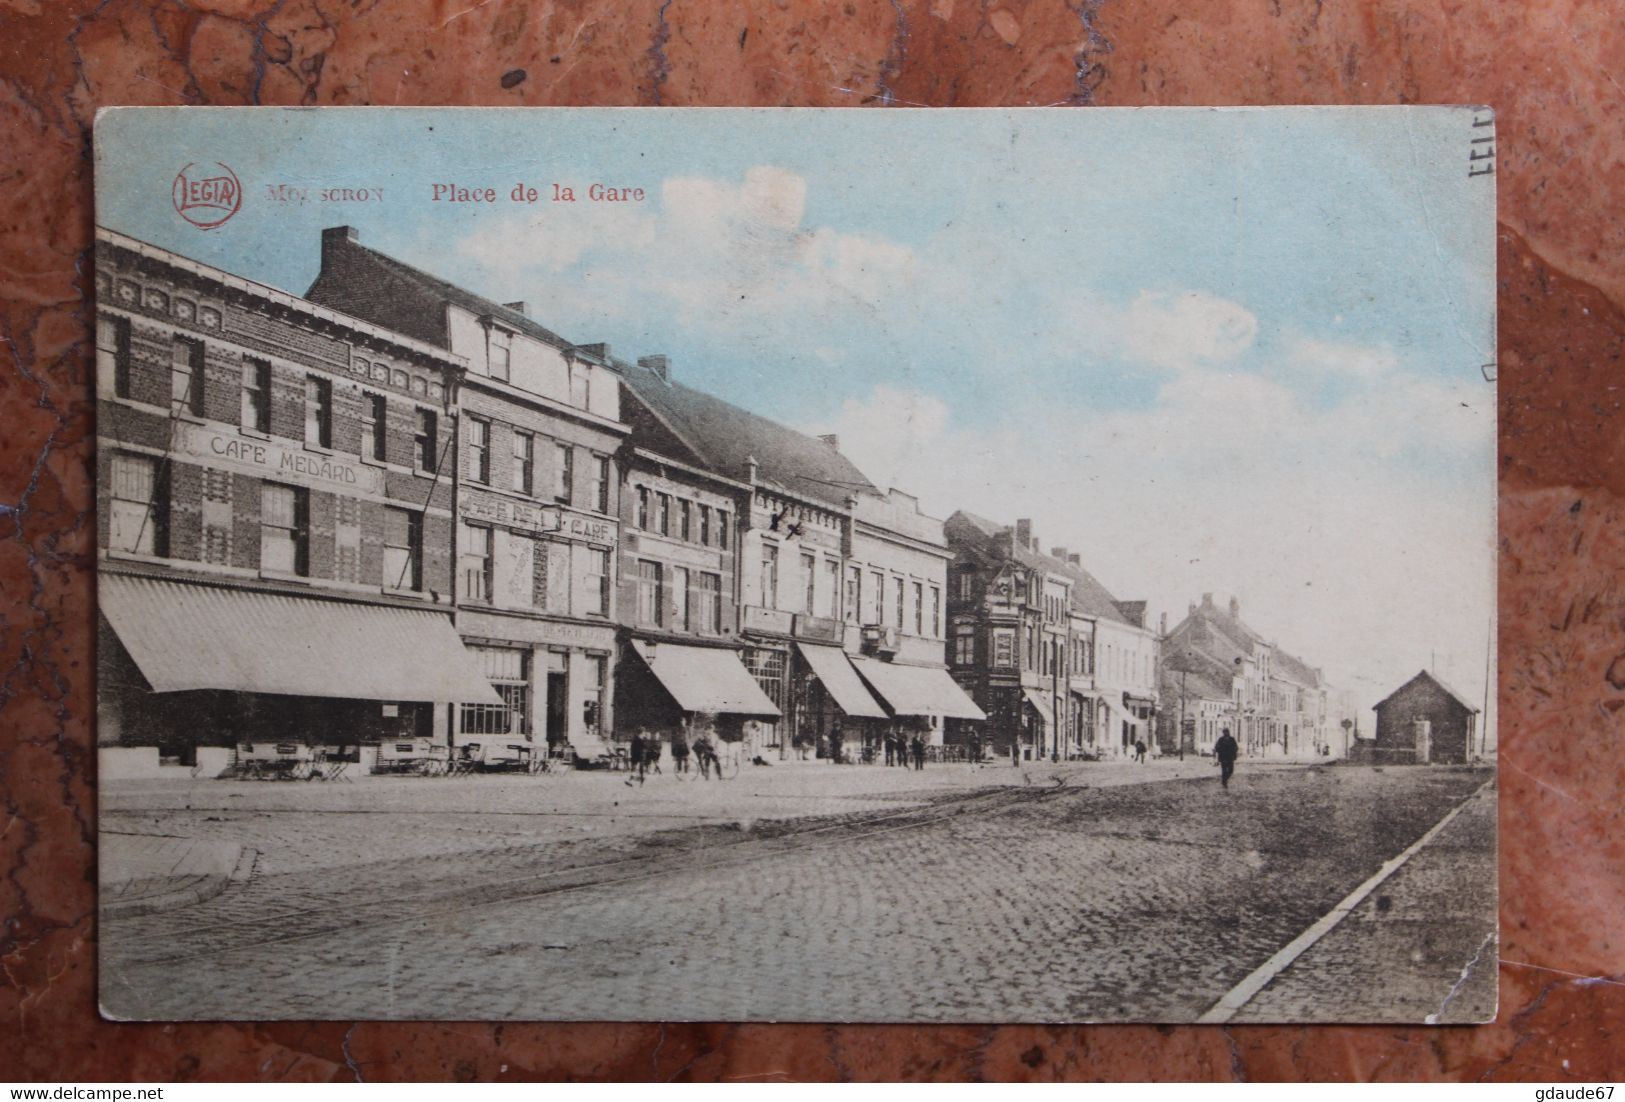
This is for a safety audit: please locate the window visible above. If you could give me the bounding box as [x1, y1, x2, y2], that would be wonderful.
[240, 359, 270, 434]
[655, 492, 670, 535]
[109, 454, 163, 555]
[636, 486, 651, 529]
[844, 565, 861, 623]
[869, 571, 884, 624]
[171, 337, 203, 416]
[304, 375, 332, 448]
[554, 443, 573, 504]
[760, 544, 779, 609]
[913, 581, 924, 635]
[349, 391, 381, 461]
[585, 547, 610, 616]
[489, 329, 511, 382]
[513, 431, 534, 495]
[930, 586, 941, 637]
[673, 566, 691, 631]
[467, 418, 490, 483]
[460, 523, 492, 602]
[698, 504, 712, 545]
[717, 510, 729, 550]
[801, 552, 817, 614]
[697, 572, 723, 633]
[894, 577, 905, 630]
[826, 559, 841, 618]
[637, 559, 665, 626]
[415, 409, 438, 471]
[383, 507, 422, 590]
[993, 629, 1016, 668]
[582, 655, 606, 737]
[98, 316, 132, 400]
[954, 625, 976, 666]
[957, 569, 975, 601]
[679, 500, 692, 542]
[593, 455, 611, 513]
[460, 646, 528, 736]
[260, 483, 307, 575]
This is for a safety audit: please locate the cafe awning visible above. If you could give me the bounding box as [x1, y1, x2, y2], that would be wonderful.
[849, 657, 986, 721]
[1021, 687, 1056, 728]
[99, 573, 502, 703]
[795, 643, 887, 719]
[629, 638, 781, 717]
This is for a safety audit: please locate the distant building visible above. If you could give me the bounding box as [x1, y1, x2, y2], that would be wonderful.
[1158, 594, 1334, 758]
[1372, 670, 1480, 764]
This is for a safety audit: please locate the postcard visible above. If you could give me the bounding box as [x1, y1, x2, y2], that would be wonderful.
[93, 106, 1496, 1023]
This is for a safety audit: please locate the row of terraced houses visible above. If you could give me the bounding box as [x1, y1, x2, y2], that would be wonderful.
[95, 225, 1346, 773]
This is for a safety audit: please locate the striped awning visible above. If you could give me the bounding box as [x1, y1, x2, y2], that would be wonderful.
[99, 573, 501, 704]
[795, 643, 888, 719]
[629, 638, 781, 717]
[849, 657, 986, 721]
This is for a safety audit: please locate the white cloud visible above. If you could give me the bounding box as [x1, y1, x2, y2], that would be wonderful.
[1122, 290, 1259, 373]
[1287, 335, 1399, 379]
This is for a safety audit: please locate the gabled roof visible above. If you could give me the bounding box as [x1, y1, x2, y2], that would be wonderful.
[1273, 649, 1323, 689]
[943, 511, 1132, 626]
[616, 355, 877, 509]
[1376, 669, 1481, 713]
[1167, 596, 1329, 694]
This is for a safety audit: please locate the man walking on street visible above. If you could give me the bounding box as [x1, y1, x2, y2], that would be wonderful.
[1214, 727, 1239, 790]
[911, 734, 925, 771]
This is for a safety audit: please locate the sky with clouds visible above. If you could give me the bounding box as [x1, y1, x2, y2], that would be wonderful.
[97, 107, 1497, 726]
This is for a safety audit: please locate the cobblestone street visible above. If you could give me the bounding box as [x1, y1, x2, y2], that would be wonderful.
[100, 763, 1495, 1022]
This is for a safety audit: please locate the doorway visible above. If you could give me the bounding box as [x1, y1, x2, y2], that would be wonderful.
[546, 670, 568, 749]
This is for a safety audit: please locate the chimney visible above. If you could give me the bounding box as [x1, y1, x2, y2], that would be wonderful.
[1229, 596, 1240, 617]
[321, 225, 358, 268]
[1202, 592, 1214, 607]
[1050, 546, 1068, 560]
[746, 455, 759, 483]
[1068, 553, 1080, 566]
[638, 354, 670, 381]
[1015, 519, 1033, 550]
[575, 342, 611, 362]
[818, 433, 840, 450]
[503, 301, 528, 316]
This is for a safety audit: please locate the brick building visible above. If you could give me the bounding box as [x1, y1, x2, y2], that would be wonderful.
[1371, 669, 1480, 764]
[306, 228, 627, 762]
[95, 228, 496, 765]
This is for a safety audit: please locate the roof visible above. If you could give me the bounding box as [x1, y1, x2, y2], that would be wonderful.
[616, 355, 878, 509]
[945, 511, 1133, 626]
[1375, 669, 1481, 713]
[309, 232, 576, 353]
[1166, 596, 1328, 695]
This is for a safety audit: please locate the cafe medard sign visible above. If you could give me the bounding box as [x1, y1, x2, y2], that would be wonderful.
[176, 423, 385, 496]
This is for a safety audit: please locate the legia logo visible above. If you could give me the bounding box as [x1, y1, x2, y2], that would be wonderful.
[172, 161, 242, 229]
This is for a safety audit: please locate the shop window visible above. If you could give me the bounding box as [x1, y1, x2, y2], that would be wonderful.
[697, 572, 723, 633]
[415, 409, 438, 471]
[637, 559, 665, 626]
[171, 337, 204, 416]
[460, 645, 529, 736]
[304, 375, 332, 448]
[467, 417, 490, 483]
[109, 454, 165, 556]
[384, 507, 422, 591]
[582, 654, 606, 737]
[460, 523, 492, 603]
[743, 647, 786, 716]
[555, 443, 573, 504]
[97, 316, 132, 399]
[513, 431, 534, 495]
[260, 483, 308, 575]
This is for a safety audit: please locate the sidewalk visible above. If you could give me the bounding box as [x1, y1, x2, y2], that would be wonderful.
[99, 832, 253, 918]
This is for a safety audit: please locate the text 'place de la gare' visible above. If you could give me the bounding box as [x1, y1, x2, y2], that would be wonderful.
[95, 223, 1470, 780]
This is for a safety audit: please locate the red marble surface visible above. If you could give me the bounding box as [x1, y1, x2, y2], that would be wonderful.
[2, 0, 1621, 1082]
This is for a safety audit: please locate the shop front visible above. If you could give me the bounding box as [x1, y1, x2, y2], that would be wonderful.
[98, 572, 499, 768]
[793, 642, 888, 762]
[849, 656, 986, 759]
[618, 636, 781, 767]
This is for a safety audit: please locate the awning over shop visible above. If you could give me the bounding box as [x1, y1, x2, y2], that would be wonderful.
[1124, 693, 1157, 711]
[99, 573, 502, 703]
[849, 657, 987, 721]
[1021, 687, 1056, 728]
[1104, 700, 1145, 729]
[629, 638, 781, 717]
[795, 643, 887, 719]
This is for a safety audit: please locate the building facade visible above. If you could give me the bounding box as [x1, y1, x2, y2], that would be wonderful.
[95, 228, 496, 765]
[1371, 669, 1479, 764]
[306, 227, 627, 760]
